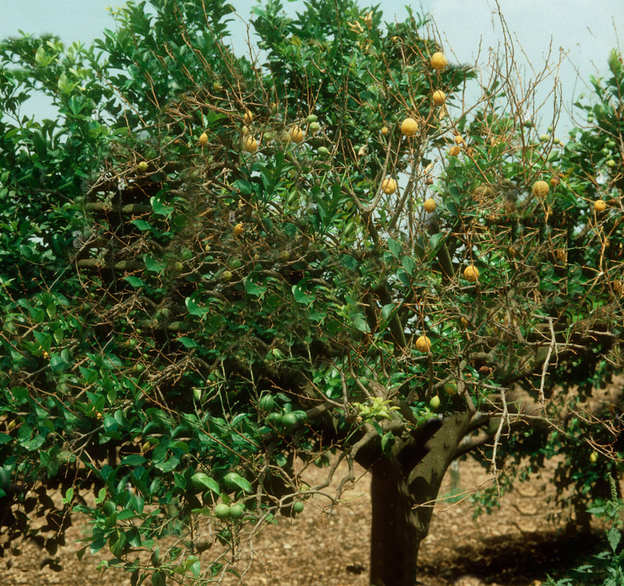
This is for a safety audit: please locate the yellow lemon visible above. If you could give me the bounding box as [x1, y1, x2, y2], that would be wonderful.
[432, 90, 446, 105]
[381, 177, 398, 194]
[532, 180, 549, 198]
[423, 198, 436, 213]
[415, 335, 431, 353]
[289, 126, 305, 144]
[400, 117, 419, 137]
[594, 199, 607, 212]
[430, 52, 448, 70]
[243, 136, 258, 153]
[463, 265, 479, 282]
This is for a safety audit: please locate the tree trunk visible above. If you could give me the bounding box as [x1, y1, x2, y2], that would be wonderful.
[368, 412, 473, 586]
[370, 460, 427, 586]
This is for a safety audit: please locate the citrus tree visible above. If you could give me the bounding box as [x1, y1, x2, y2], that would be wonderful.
[1, 1, 623, 585]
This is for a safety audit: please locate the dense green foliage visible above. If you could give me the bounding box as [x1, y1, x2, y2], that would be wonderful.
[0, 1, 622, 583]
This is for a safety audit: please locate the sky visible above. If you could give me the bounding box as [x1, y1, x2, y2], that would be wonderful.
[1, 0, 622, 134]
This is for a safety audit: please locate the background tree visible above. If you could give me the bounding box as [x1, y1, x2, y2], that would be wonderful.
[0, 1, 622, 585]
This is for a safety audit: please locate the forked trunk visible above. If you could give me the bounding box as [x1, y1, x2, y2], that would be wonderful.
[368, 413, 473, 586]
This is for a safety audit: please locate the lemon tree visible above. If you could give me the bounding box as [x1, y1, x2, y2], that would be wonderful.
[0, 2, 622, 585]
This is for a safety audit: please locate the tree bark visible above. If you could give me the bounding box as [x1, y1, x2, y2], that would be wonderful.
[368, 412, 473, 586]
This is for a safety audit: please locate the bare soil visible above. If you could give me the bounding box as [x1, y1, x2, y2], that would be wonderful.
[0, 458, 602, 585]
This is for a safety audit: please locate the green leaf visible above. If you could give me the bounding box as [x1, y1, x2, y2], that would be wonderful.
[381, 303, 395, 321]
[131, 219, 152, 231]
[121, 454, 147, 467]
[144, 255, 166, 273]
[244, 277, 267, 298]
[62, 487, 74, 505]
[223, 472, 252, 493]
[381, 432, 395, 454]
[607, 527, 621, 552]
[401, 255, 416, 275]
[292, 284, 314, 305]
[185, 297, 209, 318]
[150, 196, 174, 218]
[351, 312, 370, 333]
[190, 472, 220, 494]
[155, 455, 180, 473]
[429, 232, 445, 253]
[177, 336, 198, 349]
[387, 237, 402, 258]
[124, 276, 145, 288]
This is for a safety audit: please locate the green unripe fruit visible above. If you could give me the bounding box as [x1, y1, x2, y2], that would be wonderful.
[281, 412, 298, 429]
[222, 270, 233, 281]
[292, 501, 304, 514]
[308, 121, 321, 133]
[306, 114, 318, 123]
[258, 394, 276, 411]
[266, 412, 282, 426]
[214, 503, 231, 519]
[137, 161, 149, 172]
[229, 503, 245, 519]
[429, 395, 441, 410]
[317, 146, 330, 157]
[102, 501, 116, 516]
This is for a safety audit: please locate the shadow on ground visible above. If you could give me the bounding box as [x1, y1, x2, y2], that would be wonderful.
[419, 528, 603, 585]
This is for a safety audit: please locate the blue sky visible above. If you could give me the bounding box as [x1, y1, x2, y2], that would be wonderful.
[1, 0, 622, 133]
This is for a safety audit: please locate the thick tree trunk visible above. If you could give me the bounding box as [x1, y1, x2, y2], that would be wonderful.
[369, 460, 427, 586]
[368, 413, 473, 586]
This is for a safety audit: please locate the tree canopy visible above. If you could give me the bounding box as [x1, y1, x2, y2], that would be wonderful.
[1, 1, 623, 584]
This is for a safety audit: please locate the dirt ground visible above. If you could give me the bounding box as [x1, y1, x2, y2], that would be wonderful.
[0, 458, 603, 585]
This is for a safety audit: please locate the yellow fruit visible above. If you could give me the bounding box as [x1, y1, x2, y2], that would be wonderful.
[289, 126, 305, 144]
[454, 135, 464, 145]
[198, 132, 209, 146]
[400, 117, 419, 137]
[532, 180, 549, 198]
[381, 177, 398, 194]
[423, 198, 436, 213]
[430, 52, 448, 70]
[432, 90, 446, 105]
[222, 270, 233, 281]
[233, 222, 244, 236]
[589, 451, 598, 463]
[242, 125, 251, 136]
[243, 136, 258, 153]
[243, 110, 253, 124]
[443, 382, 457, 395]
[429, 395, 441, 410]
[381, 126, 389, 136]
[463, 265, 479, 282]
[137, 161, 149, 172]
[448, 145, 461, 156]
[415, 335, 431, 353]
[594, 199, 607, 212]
